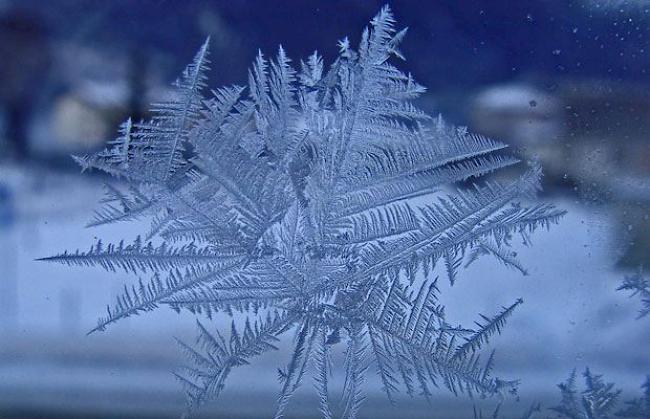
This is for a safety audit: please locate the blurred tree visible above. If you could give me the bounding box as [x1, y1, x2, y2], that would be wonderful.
[0, 9, 51, 160]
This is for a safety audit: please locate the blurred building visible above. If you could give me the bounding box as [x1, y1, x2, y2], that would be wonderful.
[470, 79, 650, 267]
[0, 8, 50, 160]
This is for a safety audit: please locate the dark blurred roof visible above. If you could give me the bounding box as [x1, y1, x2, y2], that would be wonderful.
[6, 0, 650, 91]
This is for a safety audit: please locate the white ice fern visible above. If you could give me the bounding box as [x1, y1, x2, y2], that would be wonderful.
[42, 6, 565, 418]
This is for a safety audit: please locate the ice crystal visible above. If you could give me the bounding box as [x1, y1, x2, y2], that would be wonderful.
[552, 368, 621, 419]
[42, 6, 564, 417]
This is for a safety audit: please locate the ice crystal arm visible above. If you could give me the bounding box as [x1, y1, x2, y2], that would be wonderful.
[618, 268, 650, 319]
[552, 369, 581, 419]
[176, 312, 294, 411]
[274, 320, 319, 419]
[360, 277, 517, 401]
[337, 166, 563, 289]
[90, 263, 243, 333]
[312, 329, 334, 419]
[39, 237, 244, 274]
[75, 38, 210, 183]
[453, 298, 523, 360]
[342, 325, 368, 419]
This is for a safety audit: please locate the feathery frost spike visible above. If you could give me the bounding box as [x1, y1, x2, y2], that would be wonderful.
[617, 267, 650, 319]
[42, 6, 563, 418]
[453, 299, 523, 360]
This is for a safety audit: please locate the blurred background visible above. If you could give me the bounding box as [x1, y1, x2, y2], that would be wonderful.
[0, 0, 649, 418]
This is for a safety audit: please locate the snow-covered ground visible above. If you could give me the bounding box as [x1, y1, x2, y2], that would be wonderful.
[0, 164, 648, 418]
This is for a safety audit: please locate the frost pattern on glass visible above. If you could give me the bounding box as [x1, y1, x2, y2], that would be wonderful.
[42, 6, 565, 418]
[551, 369, 621, 419]
[617, 375, 650, 418]
[618, 268, 650, 319]
[552, 368, 650, 419]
